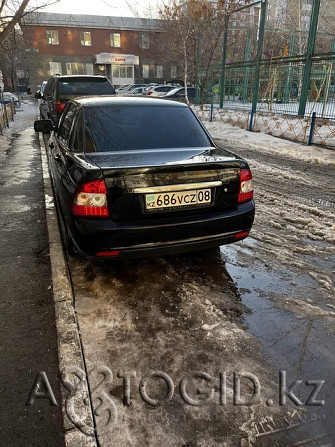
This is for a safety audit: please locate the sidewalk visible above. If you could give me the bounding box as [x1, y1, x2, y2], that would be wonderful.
[0, 100, 65, 446]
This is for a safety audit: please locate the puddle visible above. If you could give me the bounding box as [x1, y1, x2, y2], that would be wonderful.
[222, 254, 335, 442]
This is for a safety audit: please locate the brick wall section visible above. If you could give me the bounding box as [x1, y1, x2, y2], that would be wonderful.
[22, 23, 175, 92]
[23, 25, 161, 58]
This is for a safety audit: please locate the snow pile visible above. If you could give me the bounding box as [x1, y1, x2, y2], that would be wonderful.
[203, 120, 335, 167]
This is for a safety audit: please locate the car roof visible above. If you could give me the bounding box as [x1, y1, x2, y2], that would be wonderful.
[72, 96, 189, 108]
[55, 75, 109, 81]
[152, 84, 174, 88]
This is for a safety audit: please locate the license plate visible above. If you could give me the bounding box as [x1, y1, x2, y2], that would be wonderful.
[145, 189, 211, 211]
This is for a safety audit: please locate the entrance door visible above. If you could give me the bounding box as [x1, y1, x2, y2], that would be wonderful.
[112, 65, 134, 86]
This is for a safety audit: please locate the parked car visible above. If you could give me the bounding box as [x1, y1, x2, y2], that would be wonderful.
[165, 87, 213, 104]
[116, 84, 147, 94]
[34, 96, 254, 259]
[37, 75, 115, 125]
[123, 86, 147, 95]
[35, 80, 48, 99]
[145, 85, 176, 97]
[115, 84, 131, 93]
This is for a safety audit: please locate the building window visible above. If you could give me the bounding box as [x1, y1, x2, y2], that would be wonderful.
[80, 32, 92, 46]
[85, 63, 94, 75]
[139, 34, 149, 49]
[110, 33, 121, 48]
[142, 65, 149, 78]
[170, 65, 177, 78]
[66, 63, 94, 75]
[112, 65, 119, 77]
[46, 30, 59, 45]
[156, 65, 163, 78]
[112, 65, 133, 79]
[49, 62, 62, 76]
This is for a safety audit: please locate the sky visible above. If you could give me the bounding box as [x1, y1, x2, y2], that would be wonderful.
[40, 0, 159, 18]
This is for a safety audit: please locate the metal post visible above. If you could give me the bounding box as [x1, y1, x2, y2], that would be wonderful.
[298, 0, 321, 117]
[11, 98, 15, 121]
[283, 34, 296, 103]
[210, 103, 214, 122]
[219, 14, 229, 108]
[3, 102, 9, 128]
[195, 34, 202, 106]
[249, 0, 267, 131]
[307, 111, 316, 145]
[242, 34, 252, 103]
[321, 63, 332, 118]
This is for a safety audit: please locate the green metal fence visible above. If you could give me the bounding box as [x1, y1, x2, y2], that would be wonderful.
[196, 1, 335, 114]
[214, 56, 335, 119]
[193, 0, 335, 148]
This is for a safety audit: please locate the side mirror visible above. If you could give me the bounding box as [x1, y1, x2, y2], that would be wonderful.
[34, 119, 55, 133]
[35, 91, 42, 99]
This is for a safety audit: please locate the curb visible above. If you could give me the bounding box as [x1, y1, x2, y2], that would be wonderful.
[39, 133, 98, 447]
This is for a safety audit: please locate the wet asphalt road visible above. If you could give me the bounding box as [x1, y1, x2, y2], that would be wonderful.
[0, 103, 64, 446]
[65, 126, 335, 443]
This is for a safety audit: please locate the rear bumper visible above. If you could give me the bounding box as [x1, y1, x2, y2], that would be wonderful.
[69, 201, 255, 259]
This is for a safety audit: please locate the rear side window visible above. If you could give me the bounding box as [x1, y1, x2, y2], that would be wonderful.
[84, 105, 212, 152]
[58, 103, 77, 144]
[44, 79, 55, 99]
[58, 78, 115, 96]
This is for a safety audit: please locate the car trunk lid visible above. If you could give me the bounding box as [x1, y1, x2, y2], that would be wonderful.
[85, 147, 243, 220]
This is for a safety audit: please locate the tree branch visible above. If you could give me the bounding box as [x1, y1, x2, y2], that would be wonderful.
[0, 0, 30, 45]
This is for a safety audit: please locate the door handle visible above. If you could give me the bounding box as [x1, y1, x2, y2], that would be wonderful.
[54, 154, 62, 164]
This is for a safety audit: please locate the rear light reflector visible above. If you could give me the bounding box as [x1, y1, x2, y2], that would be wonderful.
[55, 100, 66, 114]
[237, 168, 253, 204]
[73, 180, 109, 217]
[234, 231, 249, 240]
[96, 251, 120, 257]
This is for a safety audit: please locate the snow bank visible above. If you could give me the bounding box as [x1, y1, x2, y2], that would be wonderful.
[203, 120, 335, 167]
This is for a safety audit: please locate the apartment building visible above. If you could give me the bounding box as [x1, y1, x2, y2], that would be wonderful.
[21, 12, 175, 92]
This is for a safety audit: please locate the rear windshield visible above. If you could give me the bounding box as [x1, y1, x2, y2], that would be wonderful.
[58, 78, 115, 96]
[84, 105, 212, 152]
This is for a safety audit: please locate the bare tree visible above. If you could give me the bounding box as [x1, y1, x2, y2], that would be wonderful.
[0, 0, 59, 46]
[159, 0, 240, 105]
[0, 26, 27, 91]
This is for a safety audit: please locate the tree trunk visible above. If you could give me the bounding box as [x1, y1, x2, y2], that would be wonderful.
[0, 0, 30, 45]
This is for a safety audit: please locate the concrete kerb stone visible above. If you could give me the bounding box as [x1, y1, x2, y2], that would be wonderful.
[39, 133, 98, 447]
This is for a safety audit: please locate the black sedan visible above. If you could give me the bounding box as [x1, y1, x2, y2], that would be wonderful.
[34, 97, 254, 259]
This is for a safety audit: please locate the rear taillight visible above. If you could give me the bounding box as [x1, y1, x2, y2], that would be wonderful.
[237, 168, 253, 204]
[55, 100, 65, 114]
[73, 180, 109, 217]
[147, 91, 153, 95]
[234, 231, 249, 240]
[96, 250, 120, 257]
